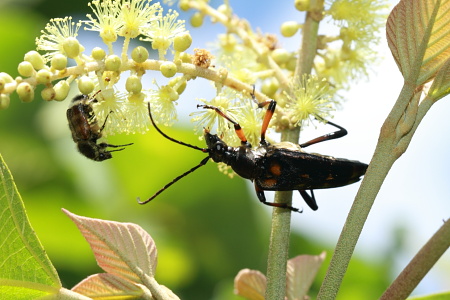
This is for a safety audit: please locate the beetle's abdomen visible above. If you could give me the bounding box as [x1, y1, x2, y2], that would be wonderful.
[256, 148, 368, 191]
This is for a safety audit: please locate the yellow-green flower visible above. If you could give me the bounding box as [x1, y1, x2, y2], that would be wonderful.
[85, 0, 122, 50]
[284, 74, 336, 127]
[141, 9, 187, 59]
[191, 89, 242, 145]
[148, 84, 179, 126]
[92, 88, 128, 136]
[36, 16, 82, 60]
[233, 100, 266, 147]
[327, 0, 387, 31]
[119, 0, 161, 39]
[125, 92, 151, 134]
[210, 34, 259, 84]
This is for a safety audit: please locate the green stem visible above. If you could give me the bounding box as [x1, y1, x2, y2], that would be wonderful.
[265, 128, 299, 300]
[265, 1, 322, 296]
[380, 219, 450, 300]
[317, 81, 426, 298]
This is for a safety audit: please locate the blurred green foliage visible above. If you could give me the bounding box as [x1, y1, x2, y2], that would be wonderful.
[0, 1, 394, 299]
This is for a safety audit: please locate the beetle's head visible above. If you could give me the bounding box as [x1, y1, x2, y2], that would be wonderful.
[203, 129, 230, 163]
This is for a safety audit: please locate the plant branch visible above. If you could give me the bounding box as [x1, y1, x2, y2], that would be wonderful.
[265, 0, 322, 296]
[380, 219, 450, 300]
[317, 78, 435, 298]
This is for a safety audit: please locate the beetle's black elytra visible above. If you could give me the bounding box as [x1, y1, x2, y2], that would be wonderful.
[139, 97, 368, 212]
[67, 93, 133, 161]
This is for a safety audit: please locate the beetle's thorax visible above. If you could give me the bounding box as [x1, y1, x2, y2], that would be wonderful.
[204, 131, 259, 179]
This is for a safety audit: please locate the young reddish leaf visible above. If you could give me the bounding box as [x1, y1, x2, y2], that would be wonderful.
[234, 269, 266, 300]
[63, 209, 157, 284]
[286, 252, 326, 300]
[72, 273, 148, 298]
[387, 0, 450, 85]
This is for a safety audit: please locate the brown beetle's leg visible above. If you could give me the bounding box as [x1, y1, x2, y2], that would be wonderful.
[300, 119, 347, 148]
[198, 104, 249, 146]
[299, 190, 318, 211]
[255, 182, 302, 213]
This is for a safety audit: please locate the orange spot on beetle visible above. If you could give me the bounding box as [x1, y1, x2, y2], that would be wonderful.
[270, 163, 282, 176]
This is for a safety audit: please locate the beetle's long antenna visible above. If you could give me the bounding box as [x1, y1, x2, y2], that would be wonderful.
[147, 102, 207, 152]
[138, 156, 210, 204]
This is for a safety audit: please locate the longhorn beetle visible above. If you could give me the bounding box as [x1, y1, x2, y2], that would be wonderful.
[138, 96, 368, 212]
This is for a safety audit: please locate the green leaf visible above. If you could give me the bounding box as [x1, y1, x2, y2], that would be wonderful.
[0, 153, 61, 296]
[386, 0, 450, 85]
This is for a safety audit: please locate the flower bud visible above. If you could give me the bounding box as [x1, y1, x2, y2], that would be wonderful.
[174, 32, 192, 52]
[63, 37, 81, 58]
[0, 94, 10, 110]
[131, 46, 149, 63]
[78, 76, 95, 95]
[295, 0, 310, 11]
[36, 69, 52, 84]
[92, 47, 106, 60]
[17, 82, 34, 103]
[168, 77, 187, 95]
[160, 85, 179, 102]
[271, 49, 290, 64]
[179, 0, 190, 11]
[24, 51, 45, 70]
[190, 12, 204, 27]
[160, 61, 177, 78]
[125, 75, 142, 93]
[54, 80, 70, 101]
[105, 55, 121, 71]
[18, 61, 35, 77]
[0, 72, 14, 84]
[51, 54, 68, 70]
[280, 21, 301, 37]
[41, 87, 56, 101]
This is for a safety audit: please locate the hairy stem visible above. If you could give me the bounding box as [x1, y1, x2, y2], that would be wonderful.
[265, 0, 322, 296]
[317, 80, 428, 298]
[380, 219, 450, 300]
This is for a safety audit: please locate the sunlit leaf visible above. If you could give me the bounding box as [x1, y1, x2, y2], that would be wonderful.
[63, 209, 158, 284]
[234, 269, 266, 300]
[428, 57, 450, 101]
[0, 153, 60, 297]
[386, 0, 450, 85]
[72, 273, 149, 299]
[286, 252, 326, 300]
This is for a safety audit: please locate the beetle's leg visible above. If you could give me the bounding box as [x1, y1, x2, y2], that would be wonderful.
[299, 190, 318, 211]
[300, 119, 348, 148]
[98, 142, 134, 152]
[99, 110, 114, 133]
[198, 104, 249, 146]
[255, 183, 302, 213]
[249, 87, 276, 146]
